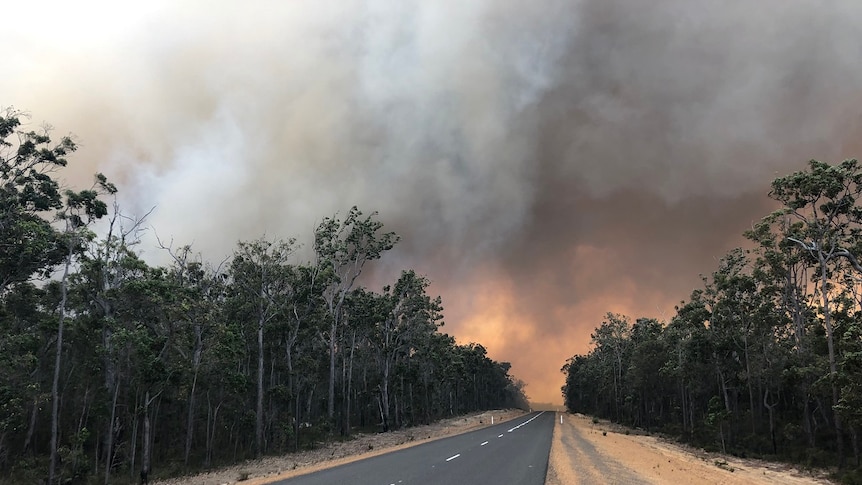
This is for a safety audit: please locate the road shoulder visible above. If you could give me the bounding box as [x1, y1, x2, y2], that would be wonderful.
[546, 413, 835, 485]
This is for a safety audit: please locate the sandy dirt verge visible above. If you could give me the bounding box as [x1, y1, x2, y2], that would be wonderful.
[546, 413, 835, 485]
[152, 409, 526, 485]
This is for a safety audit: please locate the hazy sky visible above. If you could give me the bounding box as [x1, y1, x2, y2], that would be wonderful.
[5, 0, 862, 404]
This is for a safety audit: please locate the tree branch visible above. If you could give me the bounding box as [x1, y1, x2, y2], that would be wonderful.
[787, 237, 816, 252]
[834, 248, 862, 273]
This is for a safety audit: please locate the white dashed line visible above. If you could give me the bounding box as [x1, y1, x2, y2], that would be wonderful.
[508, 412, 545, 433]
[438, 413, 544, 468]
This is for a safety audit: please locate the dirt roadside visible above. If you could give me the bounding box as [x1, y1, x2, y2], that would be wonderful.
[152, 409, 526, 485]
[546, 413, 836, 485]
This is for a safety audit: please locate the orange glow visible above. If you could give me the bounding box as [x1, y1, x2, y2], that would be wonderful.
[438, 245, 686, 406]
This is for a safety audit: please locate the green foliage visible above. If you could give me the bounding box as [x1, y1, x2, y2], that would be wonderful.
[0, 109, 72, 292]
[563, 159, 862, 471]
[0, 111, 536, 483]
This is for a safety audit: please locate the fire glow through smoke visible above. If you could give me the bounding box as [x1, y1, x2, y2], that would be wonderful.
[4, 0, 862, 403]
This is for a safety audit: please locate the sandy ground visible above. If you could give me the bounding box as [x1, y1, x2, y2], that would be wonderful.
[546, 413, 836, 485]
[152, 409, 526, 485]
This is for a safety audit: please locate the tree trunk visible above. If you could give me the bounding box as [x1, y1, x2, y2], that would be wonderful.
[718, 367, 732, 413]
[744, 333, 756, 435]
[852, 426, 860, 467]
[294, 389, 301, 452]
[205, 395, 212, 468]
[23, 396, 38, 453]
[205, 394, 221, 468]
[680, 381, 687, 433]
[129, 407, 138, 484]
[688, 388, 695, 436]
[788, 265, 815, 447]
[142, 391, 152, 481]
[764, 388, 777, 454]
[49, 245, 73, 485]
[819, 255, 844, 467]
[381, 358, 391, 431]
[184, 369, 198, 465]
[344, 330, 356, 436]
[328, 320, 337, 419]
[185, 323, 203, 465]
[100, 308, 117, 483]
[256, 316, 264, 458]
[103, 376, 119, 485]
[804, 397, 814, 447]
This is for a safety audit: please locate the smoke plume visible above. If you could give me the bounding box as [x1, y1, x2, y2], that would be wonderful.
[5, 0, 862, 403]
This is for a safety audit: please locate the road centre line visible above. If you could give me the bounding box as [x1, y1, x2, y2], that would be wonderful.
[441, 413, 543, 467]
[507, 411, 545, 433]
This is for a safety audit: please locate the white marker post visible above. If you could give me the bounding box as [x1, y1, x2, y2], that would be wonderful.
[491, 416, 494, 425]
[560, 415, 563, 424]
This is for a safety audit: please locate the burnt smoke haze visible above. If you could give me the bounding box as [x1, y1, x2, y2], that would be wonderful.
[4, 0, 862, 403]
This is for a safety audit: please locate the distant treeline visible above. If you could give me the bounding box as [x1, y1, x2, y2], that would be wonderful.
[562, 159, 862, 482]
[0, 109, 529, 484]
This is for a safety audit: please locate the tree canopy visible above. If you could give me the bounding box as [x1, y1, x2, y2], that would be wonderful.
[0, 111, 528, 485]
[562, 159, 862, 478]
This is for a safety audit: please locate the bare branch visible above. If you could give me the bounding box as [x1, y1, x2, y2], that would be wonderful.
[834, 248, 862, 273]
[787, 237, 816, 252]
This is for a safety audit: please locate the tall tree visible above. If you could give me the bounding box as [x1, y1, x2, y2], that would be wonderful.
[367, 271, 442, 431]
[49, 177, 115, 485]
[590, 313, 631, 420]
[768, 159, 862, 465]
[313, 207, 398, 423]
[228, 238, 296, 457]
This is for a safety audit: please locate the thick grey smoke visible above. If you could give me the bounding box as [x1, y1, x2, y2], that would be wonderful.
[5, 0, 862, 403]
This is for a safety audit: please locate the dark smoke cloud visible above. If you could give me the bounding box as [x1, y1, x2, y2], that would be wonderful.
[4, 0, 862, 403]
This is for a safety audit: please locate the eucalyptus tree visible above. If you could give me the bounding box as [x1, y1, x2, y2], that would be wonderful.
[228, 237, 297, 457]
[836, 311, 862, 466]
[71, 201, 151, 484]
[702, 249, 771, 436]
[0, 109, 69, 295]
[363, 271, 442, 431]
[49, 177, 115, 485]
[626, 317, 666, 430]
[313, 207, 398, 421]
[282, 263, 327, 444]
[590, 313, 631, 420]
[412, 331, 458, 422]
[0, 109, 75, 482]
[746, 209, 819, 446]
[560, 161, 862, 466]
[766, 159, 862, 465]
[659, 296, 711, 435]
[110, 262, 187, 483]
[158, 243, 227, 465]
[342, 287, 384, 431]
[0, 281, 57, 472]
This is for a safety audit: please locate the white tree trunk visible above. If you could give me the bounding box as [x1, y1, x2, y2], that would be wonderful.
[49, 246, 73, 485]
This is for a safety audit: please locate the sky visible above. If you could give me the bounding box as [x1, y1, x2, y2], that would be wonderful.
[4, 0, 862, 404]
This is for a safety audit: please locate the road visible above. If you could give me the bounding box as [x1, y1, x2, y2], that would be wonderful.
[273, 411, 553, 485]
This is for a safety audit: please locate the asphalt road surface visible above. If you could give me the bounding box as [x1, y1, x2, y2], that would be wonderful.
[274, 411, 554, 485]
